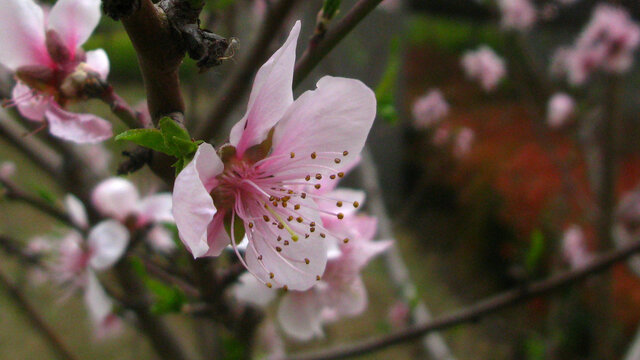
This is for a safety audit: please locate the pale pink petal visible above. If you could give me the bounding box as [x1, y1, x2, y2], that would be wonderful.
[85, 49, 110, 81]
[137, 193, 173, 224]
[12, 82, 49, 122]
[64, 194, 88, 229]
[277, 290, 324, 340]
[233, 272, 277, 308]
[45, 103, 113, 143]
[203, 212, 230, 257]
[323, 276, 368, 319]
[91, 177, 140, 221]
[316, 188, 365, 218]
[268, 76, 376, 178]
[229, 21, 300, 155]
[244, 196, 328, 291]
[172, 143, 224, 258]
[84, 270, 122, 339]
[47, 0, 101, 55]
[87, 220, 130, 271]
[0, 0, 50, 69]
[145, 225, 176, 254]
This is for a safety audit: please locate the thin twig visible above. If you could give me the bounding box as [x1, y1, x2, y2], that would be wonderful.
[0, 177, 83, 233]
[0, 265, 80, 360]
[195, 0, 299, 140]
[286, 238, 640, 360]
[293, 0, 385, 88]
[357, 148, 455, 360]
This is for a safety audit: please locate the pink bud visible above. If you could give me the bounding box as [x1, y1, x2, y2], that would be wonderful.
[547, 92, 575, 128]
[0, 161, 16, 179]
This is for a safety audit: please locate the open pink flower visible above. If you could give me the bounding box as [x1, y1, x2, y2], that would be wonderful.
[552, 5, 640, 85]
[92, 177, 176, 253]
[461, 46, 506, 92]
[0, 0, 112, 143]
[547, 92, 575, 128]
[411, 89, 449, 130]
[498, 0, 537, 31]
[173, 21, 377, 291]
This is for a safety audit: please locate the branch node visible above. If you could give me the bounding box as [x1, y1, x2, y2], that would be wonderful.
[102, 0, 141, 20]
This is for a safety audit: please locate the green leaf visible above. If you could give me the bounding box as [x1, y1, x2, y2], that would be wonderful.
[525, 230, 545, 274]
[375, 38, 401, 125]
[322, 0, 341, 20]
[160, 117, 191, 142]
[148, 279, 187, 315]
[115, 128, 172, 154]
[171, 137, 199, 155]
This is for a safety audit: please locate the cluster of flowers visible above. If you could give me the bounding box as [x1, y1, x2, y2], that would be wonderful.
[552, 4, 640, 85]
[26, 177, 174, 337]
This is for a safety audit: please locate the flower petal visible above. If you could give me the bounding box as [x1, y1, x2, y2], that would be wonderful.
[85, 48, 110, 81]
[88, 220, 130, 271]
[277, 290, 324, 341]
[12, 82, 49, 122]
[173, 143, 223, 258]
[233, 272, 277, 308]
[91, 177, 140, 221]
[0, 0, 50, 69]
[45, 103, 113, 143]
[64, 194, 88, 229]
[137, 193, 173, 224]
[84, 270, 114, 327]
[322, 276, 368, 319]
[267, 76, 376, 180]
[203, 212, 230, 257]
[243, 196, 328, 291]
[47, 0, 101, 55]
[146, 225, 176, 254]
[229, 21, 300, 155]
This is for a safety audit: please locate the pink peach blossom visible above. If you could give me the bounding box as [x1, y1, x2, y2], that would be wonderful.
[0, 0, 112, 143]
[498, 0, 537, 31]
[562, 225, 592, 269]
[552, 5, 640, 85]
[173, 21, 377, 291]
[453, 127, 474, 158]
[461, 46, 506, 92]
[547, 92, 575, 128]
[411, 89, 449, 130]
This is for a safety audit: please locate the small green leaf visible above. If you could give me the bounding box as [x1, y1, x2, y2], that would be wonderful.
[375, 38, 401, 125]
[171, 137, 199, 155]
[115, 128, 172, 154]
[525, 230, 545, 274]
[160, 117, 191, 142]
[322, 0, 341, 20]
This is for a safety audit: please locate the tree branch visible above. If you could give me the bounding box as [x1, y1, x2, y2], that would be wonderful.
[286, 238, 640, 360]
[292, 0, 384, 88]
[0, 265, 79, 360]
[195, 0, 299, 140]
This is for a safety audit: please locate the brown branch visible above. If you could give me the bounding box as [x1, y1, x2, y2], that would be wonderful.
[292, 0, 384, 88]
[0, 265, 80, 360]
[195, 0, 299, 140]
[0, 116, 62, 178]
[286, 239, 640, 360]
[114, 258, 193, 360]
[0, 235, 42, 267]
[0, 177, 84, 233]
[98, 85, 146, 129]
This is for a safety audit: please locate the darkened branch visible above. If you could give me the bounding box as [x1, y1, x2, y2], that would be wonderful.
[293, 0, 385, 88]
[287, 239, 640, 360]
[0, 266, 80, 360]
[196, 0, 299, 140]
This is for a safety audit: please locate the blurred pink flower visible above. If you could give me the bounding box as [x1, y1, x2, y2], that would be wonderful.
[453, 127, 474, 158]
[562, 225, 592, 269]
[172, 21, 377, 291]
[1, 0, 112, 143]
[411, 89, 449, 130]
[498, 0, 537, 31]
[92, 177, 175, 253]
[432, 126, 451, 146]
[552, 5, 640, 85]
[461, 46, 506, 92]
[388, 301, 411, 328]
[547, 92, 575, 128]
[0, 161, 16, 179]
